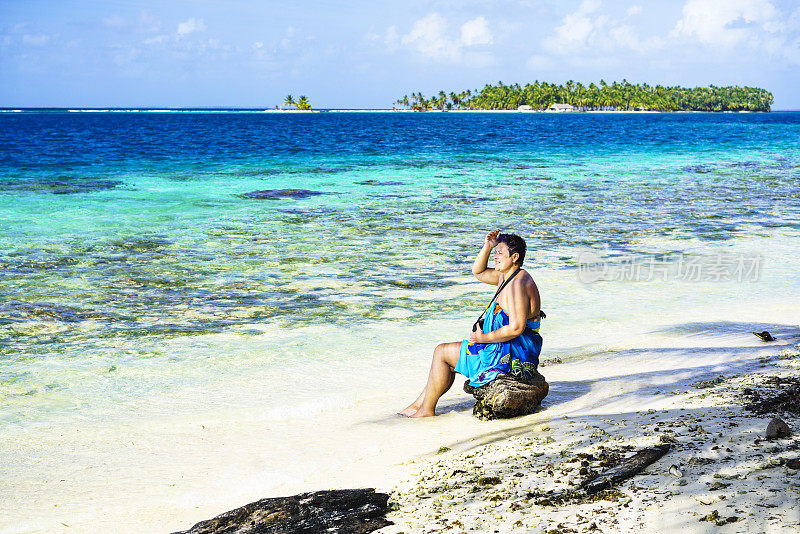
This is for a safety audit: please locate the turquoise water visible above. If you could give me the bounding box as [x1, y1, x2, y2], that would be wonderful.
[2, 111, 800, 415]
[2, 111, 800, 531]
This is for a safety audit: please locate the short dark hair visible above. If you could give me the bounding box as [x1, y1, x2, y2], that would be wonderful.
[497, 233, 526, 265]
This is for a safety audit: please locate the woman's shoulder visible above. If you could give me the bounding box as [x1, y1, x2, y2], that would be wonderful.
[499, 269, 534, 289]
[510, 268, 534, 283]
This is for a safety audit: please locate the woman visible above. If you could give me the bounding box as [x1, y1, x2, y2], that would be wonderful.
[401, 230, 543, 417]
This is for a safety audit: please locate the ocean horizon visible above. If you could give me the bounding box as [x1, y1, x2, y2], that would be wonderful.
[3, 108, 799, 113]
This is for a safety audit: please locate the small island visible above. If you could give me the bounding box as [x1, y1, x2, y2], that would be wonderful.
[395, 80, 773, 112]
[279, 94, 312, 110]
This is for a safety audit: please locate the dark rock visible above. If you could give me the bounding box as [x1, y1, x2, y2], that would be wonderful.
[743, 376, 800, 415]
[753, 331, 775, 342]
[659, 434, 678, 444]
[696, 376, 724, 389]
[243, 189, 325, 200]
[0, 300, 118, 323]
[698, 510, 719, 523]
[2, 177, 122, 195]
[786, 458, 800, 469]
[109, 236, 172, 252]
[464, 372, 549, 420]
[440, 194, 490, 203]
[681, 165, 713, 173]
[174, 488, 392, 534]
[699, 510, 739, 526]
[581, 445, 671, 495]
[356, 180, 403, 186]
[766, 417, 791, 440]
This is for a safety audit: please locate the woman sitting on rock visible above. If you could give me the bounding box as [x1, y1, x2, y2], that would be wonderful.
[401, 230, 543, 417]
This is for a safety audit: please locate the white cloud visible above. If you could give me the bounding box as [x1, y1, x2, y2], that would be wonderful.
[363, 26, 381, 43]
[102, 12, 161, 34]
[541, 0, 661, 57]
[22, 33, 50, 46]
[544, 0, 603, 55]
[401, 13, 459, 60]
[138, 11, 162, 33]
[609, 24, 639, 49]
[385, 26, 399, 48]
[397, 13, 494, 62]
[460, 16, 492, 46]
[112, 46, 141, 68]
[278, 26, 301, 49]
[671, 0, 777, 47]
[668, 0, 800, 66]
[176, 18, 206, 38]
[531, 0, 800, 72]
[251, 41, 273, 62]
[574, 0, 602, 15]
[627, 5, 642, 16]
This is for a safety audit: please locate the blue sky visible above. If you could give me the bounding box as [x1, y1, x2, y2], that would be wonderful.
[2, 0, 799, 108]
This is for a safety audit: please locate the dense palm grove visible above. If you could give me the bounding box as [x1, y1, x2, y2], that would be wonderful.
[395, 80, 773, 112]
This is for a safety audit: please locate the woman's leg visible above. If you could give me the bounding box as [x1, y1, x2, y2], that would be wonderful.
[399, 341, 461, 417]
[408, 342, 462, 418]
[400, 341, 461, 417]
[400, 342, 461, 416]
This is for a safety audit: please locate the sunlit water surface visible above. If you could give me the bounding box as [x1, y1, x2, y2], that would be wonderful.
[1, 111, 799, 532]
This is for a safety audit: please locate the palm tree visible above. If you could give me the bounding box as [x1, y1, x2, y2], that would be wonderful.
[297, 95, 310, 110]
[449, 92, 460, 109]
[283, 95, 296, 110]
[394, 82, 772, 112]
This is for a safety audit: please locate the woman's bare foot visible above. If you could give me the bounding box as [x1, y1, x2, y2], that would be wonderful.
[399, 404, 421, 417]
[409, 408, 435, 418]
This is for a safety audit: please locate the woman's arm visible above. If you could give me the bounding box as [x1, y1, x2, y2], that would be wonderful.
[469, 278, 529, 343]
[472, 230, 500, 285]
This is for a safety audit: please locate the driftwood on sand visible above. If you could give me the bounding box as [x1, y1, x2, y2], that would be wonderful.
[174, 488, 392, 534]
[581, 445, 672, 495]
[464, 372, 549, 420]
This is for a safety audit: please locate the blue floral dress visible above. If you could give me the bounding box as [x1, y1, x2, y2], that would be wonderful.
[455, 302, 543, 387]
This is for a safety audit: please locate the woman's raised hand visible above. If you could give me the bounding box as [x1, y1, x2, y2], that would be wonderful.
[485, 230, 500, 249]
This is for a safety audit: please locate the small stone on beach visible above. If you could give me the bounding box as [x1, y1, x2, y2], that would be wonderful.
[765, 417, 791, 440]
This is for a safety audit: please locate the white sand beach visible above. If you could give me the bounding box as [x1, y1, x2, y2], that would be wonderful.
[378, 331, 800, 533]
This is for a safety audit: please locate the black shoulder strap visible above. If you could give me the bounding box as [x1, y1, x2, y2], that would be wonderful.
[473, 267, 521, 329]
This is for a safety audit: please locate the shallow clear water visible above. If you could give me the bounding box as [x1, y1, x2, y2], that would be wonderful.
[2, 111, 800, 532]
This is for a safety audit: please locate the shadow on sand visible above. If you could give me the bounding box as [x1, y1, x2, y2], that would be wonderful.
[411, 320, 798, 453]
